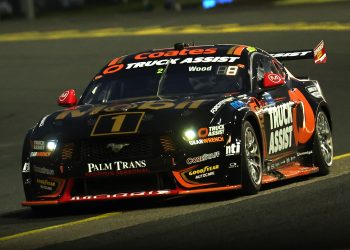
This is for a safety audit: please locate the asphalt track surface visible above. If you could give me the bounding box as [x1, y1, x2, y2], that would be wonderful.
[0, 2, 349, 249]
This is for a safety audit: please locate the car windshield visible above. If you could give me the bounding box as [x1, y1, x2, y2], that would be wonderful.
[81, 60, 249, 104]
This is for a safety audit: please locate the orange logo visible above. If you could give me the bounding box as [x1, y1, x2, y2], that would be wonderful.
[134, 48, 217, 60]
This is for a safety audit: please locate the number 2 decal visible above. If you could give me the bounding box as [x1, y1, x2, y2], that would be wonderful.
[91, 112, 145, 136]
[157, 68, 164, 74]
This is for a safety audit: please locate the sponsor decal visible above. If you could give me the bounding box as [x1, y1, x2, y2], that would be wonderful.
[314, 40, 327, 64]
[86, 168, 150, 177]
[70, 190, 172, 201]
[267, 73, 283, 84]
[188, 164, 219, 180]
[134, 48, 217, 60]
[267, 103, 294, 154]
[103, 64, 124, 74]
[226, 139, 241, 156]
[33, 140, 45, 150]
[33, 166, 54, 176]
[55, 100, 207, 120]
[87, 160, 147, 173]
[230, 100, 245, 110]
[194, 171, 215, 179]
[306, 86, 317, 93]
[229, 162, 238, 168]
[262, 92, 275, 106]
[30, 152, 51, 157]
[58, 91, 69, 102]
[186, 151, 220, 165]
[306, 86, 322, 98]
[22, 162, 30, 173]
[39, 115, 49, 127]
[198, 125, 224, 138]
[180, 57, 238, 64]
[189, 65, 212, 72]
[189, 136, 224, 145]
[189, 164, 219, 175]
[270, 51, 312, 58]
[267, 155, 297, 171]
[210, 97, 234, 114]
[91, 112, 144, 136]
[124, 59, 179, 70]
[36, 178, 56, 187]
[103, 56, 239, 74]
[36, 178, 56, 191]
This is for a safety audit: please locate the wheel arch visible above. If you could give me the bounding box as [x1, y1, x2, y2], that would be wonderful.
[317, 102, 332, 131]
[244, 112, 265, 163]
[22, 129, 33, 164]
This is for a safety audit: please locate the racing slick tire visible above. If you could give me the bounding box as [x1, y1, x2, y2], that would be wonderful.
[241, 121, 263, 195]
[313, 110, 333, 175]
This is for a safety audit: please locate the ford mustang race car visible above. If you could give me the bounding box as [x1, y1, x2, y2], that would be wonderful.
[21, 41, 333, 207]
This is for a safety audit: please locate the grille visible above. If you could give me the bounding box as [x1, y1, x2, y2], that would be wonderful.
[71, 173, 176, 196]
[80, 136, 156, 162]
[160, 135, 176, 152]
[61, 143, 74, 160]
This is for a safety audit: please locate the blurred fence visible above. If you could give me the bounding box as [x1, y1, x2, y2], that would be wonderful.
[0, 0, 278, 20]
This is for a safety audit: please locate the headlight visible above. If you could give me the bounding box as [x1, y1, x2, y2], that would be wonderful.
[183, 129, 196, 141]
[46, 140, 58, 151]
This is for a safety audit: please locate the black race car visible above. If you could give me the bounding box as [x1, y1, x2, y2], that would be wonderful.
[21, 41, 333, 207]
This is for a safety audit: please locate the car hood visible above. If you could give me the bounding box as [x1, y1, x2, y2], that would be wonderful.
[31, 94, 245, 140]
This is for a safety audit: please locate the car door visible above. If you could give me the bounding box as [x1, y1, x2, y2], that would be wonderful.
[250, 52, 297, 171]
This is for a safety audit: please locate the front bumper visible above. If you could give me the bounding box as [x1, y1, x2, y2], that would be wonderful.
[22, 176, 242, 206]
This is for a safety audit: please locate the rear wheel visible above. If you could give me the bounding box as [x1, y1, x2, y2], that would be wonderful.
[313, 110, 333, 175]
[241, 121, 262, 194]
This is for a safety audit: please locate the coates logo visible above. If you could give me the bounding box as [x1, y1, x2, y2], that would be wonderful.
[134, 48, 217, 60]
[268, 73, 283, 84]
[58, 91, 69, 102]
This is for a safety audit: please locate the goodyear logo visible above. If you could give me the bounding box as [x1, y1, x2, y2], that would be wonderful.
[36, 178, 56, 187]
[189, 165, 219, 176]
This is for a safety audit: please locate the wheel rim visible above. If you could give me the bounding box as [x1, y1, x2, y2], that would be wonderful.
[316, 112, 333, 166]
[244, 126, 262, 185]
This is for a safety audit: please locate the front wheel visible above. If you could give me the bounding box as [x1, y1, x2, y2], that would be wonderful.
[241, 121, 262, 194]
[313, 110, 333, 175]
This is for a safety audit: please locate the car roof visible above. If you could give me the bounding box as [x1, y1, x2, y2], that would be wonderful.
[114, 44, 267, 64]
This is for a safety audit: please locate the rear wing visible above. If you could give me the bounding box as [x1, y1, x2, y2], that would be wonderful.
[270, 40, 327, 64]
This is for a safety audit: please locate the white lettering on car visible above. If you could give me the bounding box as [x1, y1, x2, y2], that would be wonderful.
[210, 97, 234, 114]
[266, 103, 294, 154]
[87, 160, 147, 173]
[226, 140, 241, 156]
[188, 66, 212, 72]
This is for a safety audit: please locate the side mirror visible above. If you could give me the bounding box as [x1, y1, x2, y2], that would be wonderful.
[57, 89, 77, 107]
[263, 73, 285, 88]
